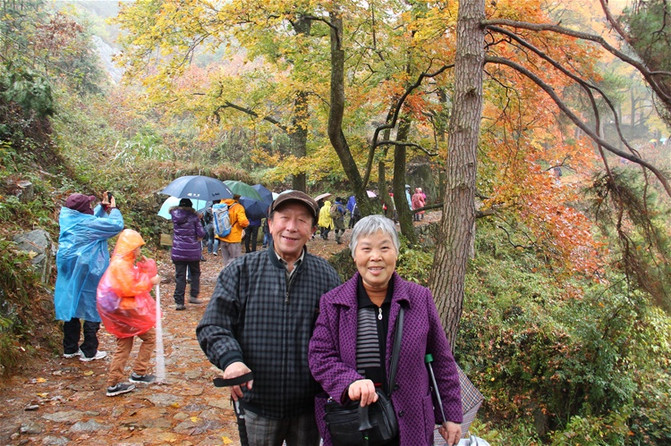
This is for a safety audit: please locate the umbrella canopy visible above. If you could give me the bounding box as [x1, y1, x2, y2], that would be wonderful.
[224, 180, 262, 200]
[252, 184, 274, 207]
[237, 184, 274, 221]
[314, 192, 332, 202]
[157, 196, 208, 220]
[161, 175, 233, 201]
[366, 190, 377, 198]
[239, 196, 270, 221]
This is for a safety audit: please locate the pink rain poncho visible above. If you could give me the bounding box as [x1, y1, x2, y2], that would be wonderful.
[96, 229, 158, 338]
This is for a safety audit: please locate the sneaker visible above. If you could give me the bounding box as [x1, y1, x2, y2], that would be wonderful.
[63, 350, 81, 359]
[80, 350, 107, 362]
[129, 372, 156, 384]
[175, 304, 186, 311]
[106, 382, 135, 397]
[212, 252, 218, 256]
[189, 298, 203, 304]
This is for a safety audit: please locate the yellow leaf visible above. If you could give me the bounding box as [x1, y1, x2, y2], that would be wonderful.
[222, 436, 233, 444]
[190, 416, 199, 423]
[36, 377, 47, 383]
[36, 392, 48, 398]
[83, 370, 94, 376]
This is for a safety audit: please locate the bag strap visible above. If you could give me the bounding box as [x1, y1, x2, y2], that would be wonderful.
[387, 306, 404, 395]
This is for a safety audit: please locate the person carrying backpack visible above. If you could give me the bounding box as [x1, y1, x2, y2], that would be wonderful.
[330, 197, 346, 244]
[215, 194, 249, 268]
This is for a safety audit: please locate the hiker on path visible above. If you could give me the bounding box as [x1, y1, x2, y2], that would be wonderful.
[346, 195, 358, 228]
[170, 198, 205, 310]
[96, 229, 160, 397]
[330, 197, 346, 244]
[308, 215, 463, 446]
[215, 194, 249, 267]
[318, 199, 334, 241]
[243, 216, 262, 253]
[197, 191, 341, 446]
[412, 187, 426, 221]
[54, 192, 124, 361]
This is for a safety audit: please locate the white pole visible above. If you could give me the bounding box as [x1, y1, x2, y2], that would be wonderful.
[155, 283, 166, 383]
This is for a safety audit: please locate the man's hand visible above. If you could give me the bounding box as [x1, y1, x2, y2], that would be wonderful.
[347, 379, 378, 407]
[223, 362, 253, 401]
[438, 421, 461, 446]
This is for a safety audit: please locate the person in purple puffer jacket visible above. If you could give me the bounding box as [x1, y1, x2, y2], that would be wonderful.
[308, 215, 462, 446]
[170, 198, 206, 310]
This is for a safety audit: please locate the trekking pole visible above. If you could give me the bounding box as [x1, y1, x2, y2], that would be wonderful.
[213, 373, 254, 446]
[425, 353, 447, 423]
[154, 283, 166, 383]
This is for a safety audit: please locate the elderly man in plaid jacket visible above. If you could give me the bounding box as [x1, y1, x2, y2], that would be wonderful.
[197, 191, 341, 446]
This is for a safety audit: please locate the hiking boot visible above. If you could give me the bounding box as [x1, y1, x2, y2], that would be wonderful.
[63, 349, 81, 359]
[129, 372, 156, 384]
[106, 382, 135, 397]
[80, 350, 107, 362]
[189, 298, 203, 304]
[175, 304, 186, 311]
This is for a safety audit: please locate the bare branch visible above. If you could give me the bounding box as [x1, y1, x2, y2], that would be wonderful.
[375, 140, 438, 156]
[372, 64, 454, 148]
[488, 25, 639, 158]
[214, 101, 288, 132]
[482, 18, 671, 104]
[486, 55, 671, 197]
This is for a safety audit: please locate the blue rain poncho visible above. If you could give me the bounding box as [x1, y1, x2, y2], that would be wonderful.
[54, 204, 124, 322]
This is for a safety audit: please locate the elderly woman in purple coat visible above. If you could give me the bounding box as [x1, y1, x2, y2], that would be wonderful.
[308, 215, 462, 446]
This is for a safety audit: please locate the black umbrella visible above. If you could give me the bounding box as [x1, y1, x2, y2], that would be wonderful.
[252, 184, 274, 208]
[239, 197, 269, 221]
[160, 175, 233, 201]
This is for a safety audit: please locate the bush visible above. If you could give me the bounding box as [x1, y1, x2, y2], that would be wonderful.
[458, 221, 671, 444]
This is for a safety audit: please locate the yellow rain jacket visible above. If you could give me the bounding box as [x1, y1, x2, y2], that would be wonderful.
[318, 200, 334, 229]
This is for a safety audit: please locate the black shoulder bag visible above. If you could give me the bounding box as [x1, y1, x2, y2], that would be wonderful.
[324, 307, 404, 446]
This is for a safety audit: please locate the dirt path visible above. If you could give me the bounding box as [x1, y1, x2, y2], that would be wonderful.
[0, 213, 439, 445]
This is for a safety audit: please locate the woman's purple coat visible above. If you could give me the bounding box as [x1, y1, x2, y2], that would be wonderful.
[170, 206, 205, 262]
[308, 272, 463, 446]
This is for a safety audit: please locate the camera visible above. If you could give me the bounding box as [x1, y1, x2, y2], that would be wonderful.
[107, 192, 113, 201]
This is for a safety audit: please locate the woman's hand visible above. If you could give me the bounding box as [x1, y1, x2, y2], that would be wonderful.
[347, 379, 378, 407]
[438, 421, 461, 446]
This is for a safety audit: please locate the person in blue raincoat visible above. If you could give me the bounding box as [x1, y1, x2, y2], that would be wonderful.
[54, 192, 124, 361]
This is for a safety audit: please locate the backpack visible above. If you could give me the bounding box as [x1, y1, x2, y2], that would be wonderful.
[212, 202, 232, 237]
[330, 203, 341, 219]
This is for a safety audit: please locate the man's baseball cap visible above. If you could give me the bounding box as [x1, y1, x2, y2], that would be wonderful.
[269, 190, 319, 221]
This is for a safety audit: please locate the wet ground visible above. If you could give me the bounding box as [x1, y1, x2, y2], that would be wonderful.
[0, 212, 439, 445]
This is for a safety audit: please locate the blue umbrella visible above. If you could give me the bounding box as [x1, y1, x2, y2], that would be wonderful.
[161, 175, 233, 201]
[158, 196, 208, 220]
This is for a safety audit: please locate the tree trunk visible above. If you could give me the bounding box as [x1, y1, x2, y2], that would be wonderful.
[393, 117, 417, 245]
[289, 16, 311, 192]
[290, 89, 308, 191]
[429, 0, 485, 348]
[327, 10, 376, 215]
